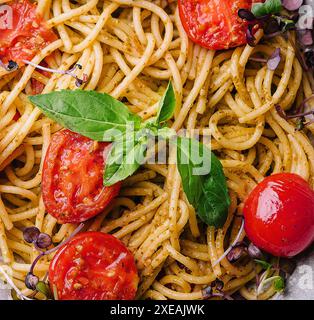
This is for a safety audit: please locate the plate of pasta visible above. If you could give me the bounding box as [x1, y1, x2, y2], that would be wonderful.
[0, 0, 313, 301]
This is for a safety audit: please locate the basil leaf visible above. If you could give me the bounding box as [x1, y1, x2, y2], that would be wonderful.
[104, 130, 149, 186]
[157, 127, 177, 140]
[252, 0, 282, 17]
[156, 82, 176, 124]
[176, 137, 230, 228]
[29, 90, 141, 141]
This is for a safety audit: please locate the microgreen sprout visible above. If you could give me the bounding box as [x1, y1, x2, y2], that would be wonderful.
[23, 223, 84, 293]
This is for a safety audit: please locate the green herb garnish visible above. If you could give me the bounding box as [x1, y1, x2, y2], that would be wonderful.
[255, 259, 273, 270]
[273, 276, 285, 292]
[177, 137, 230, 227]
[252, 0, 282, 17]
[30, 84, 230, 228]
[29, 90, 142, 141]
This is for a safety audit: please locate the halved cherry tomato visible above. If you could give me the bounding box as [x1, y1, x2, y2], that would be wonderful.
[0, 0, 56, 64]
[49, 232, 139, 300]
[178, 0, 254, 50]
[42, 130, 121, 224]
[244, 173, 314, 257]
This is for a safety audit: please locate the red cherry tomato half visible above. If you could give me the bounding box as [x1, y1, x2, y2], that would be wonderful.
[244, 173, 314, 257]
[178, 0, 254, 50]
[0, 0, 56, 64]
[42, 130, 121, 224]
[49, 232, 139, 300]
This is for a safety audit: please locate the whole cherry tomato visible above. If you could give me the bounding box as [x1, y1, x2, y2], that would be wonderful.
[244, 173, 314, 257]
[49, 232, 139, 300]
[42, 130, 121, 224]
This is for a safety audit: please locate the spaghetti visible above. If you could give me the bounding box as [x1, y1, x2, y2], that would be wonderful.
[0, 0, 313, 300]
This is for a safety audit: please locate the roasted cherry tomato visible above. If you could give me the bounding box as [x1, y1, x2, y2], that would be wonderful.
[178, 0, 254, 50]
[244, 173, 314, 257]
[0, 0, 56, 64]
[49, 232, 139, 300]
[42, 130, 121, 224]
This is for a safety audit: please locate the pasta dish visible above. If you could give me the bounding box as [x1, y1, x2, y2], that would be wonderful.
[0, 0, 313, 300]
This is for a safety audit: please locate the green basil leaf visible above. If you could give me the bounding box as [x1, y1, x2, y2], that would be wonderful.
[176, 137, 230, 228]
[254, 259, 272, 270]
[273, 276, 285, 292]
[252, 0, 282, 17]
[156, 82, 176, 124]
[29, 90, 142, 141]
[104, 131, 148, 186]
[157, 127, 177, 140]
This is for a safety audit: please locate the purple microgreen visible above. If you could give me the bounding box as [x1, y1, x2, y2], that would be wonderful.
[22, 60, 88, 87]
[249, 56, 268, 63]
[246, 24, 257, 47]
[273, 276, 285, 292]
[25, 272, 39, 290]
[247, 243, 264, 260]
[36, 233, 52, 249]
[267, 48, 281, 70]
[0, 59, 19, 72]
[36, 281, 53, 299]
[304, 48, 314, 69]
[296, 117, 306, 130]
[75, 73, 88, 87]
[256, 267, 272, 295]
[280, 19, 296, 32]
[24, 223, 84, 291]
[282, 0, 303, 11]
[263, 30, 285, 39]
[238, 9, 256, 21]
[258, 274, 285, 294]
[212, 279, 224, 291]
[254, 259, 272, 270]
[201, 286, 212, 299]
[276, 104, 314, 120]
[226, 242, 247, 263]
[44, 222, 84, 256]
[212, 292, 234, 300]
[202, 283, 234, 300]
[23, 227, 40, 244]
[263, 17, 281, 35]
[287, 33, 311, 70]
[212, 217, 245, 267]
[298, 30, 313, 46]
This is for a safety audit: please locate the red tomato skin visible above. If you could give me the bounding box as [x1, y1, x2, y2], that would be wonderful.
[42, 130, 121, 224]
[0, 0, 56, 63]
[178, 0, 254, 50]
[49, 232, 139, 300]
[244, 173, 314, 257]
